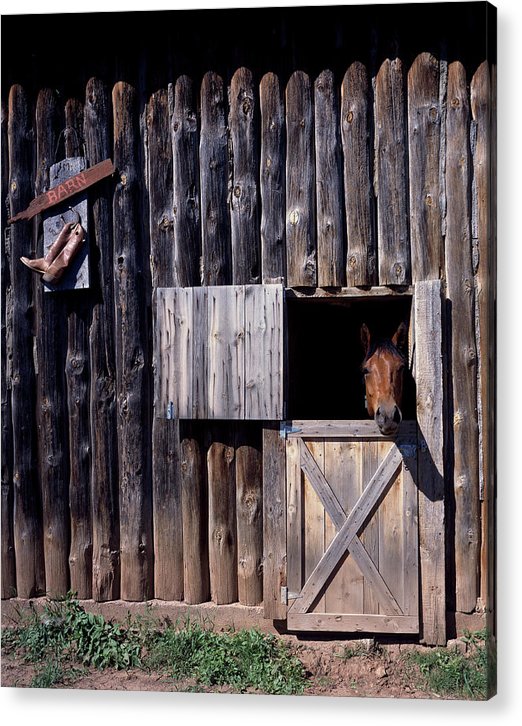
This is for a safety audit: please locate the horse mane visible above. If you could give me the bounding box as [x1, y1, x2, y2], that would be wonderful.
[362, 337, 407, 368]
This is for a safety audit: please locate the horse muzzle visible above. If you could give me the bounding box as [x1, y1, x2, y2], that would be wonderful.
[375, 404, 402, 435]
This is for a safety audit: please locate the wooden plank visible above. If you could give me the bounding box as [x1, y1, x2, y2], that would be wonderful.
[84, 76, 120, 601]
[207, 426, 237, 604]
[172, 75, 200, 288]
[361, 441, 379, 613]
[236, 424, 263, 605]
[292, 446, 402, 614]
[8, 158, 114, 223]
[445, 62, 480, 614]
[341, 62, 376, 286]
[470, 61, 493, 609]
[288, 613, 418, 634]
[303, 440, 325, 612]
[200, 72, 231, 285]
[207, 286, 245, 419]
[323, 440, 362, 614]
[191, 286, 208, 418]
[378, 442, 403, 613]
[414, 279, 445, 643]
[262, 423, 287, 619]
[244, 284, 284, 419]
[1, 95, 16, 598]
[408, 53, 443, 282]
[374, 58, 410, 285]
[401, 440, 419, 617]
[64, 100, 92, 599]
[34, 88, 70, 598]
[286, 435, 302, 602]
[229, 67, 260, 285]
[180, 423, 210, 604]
[285, 285, 413, 299]
[148, 88, 183, 601]
[113, 81, 153, 601]
[260, 72, 285, 284]
[286, 71, 316, 287]
[287, 419, 417, 439]
[314, 70, 344, 287]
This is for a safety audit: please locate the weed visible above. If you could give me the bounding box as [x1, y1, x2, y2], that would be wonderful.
[406, 630, 495, 700]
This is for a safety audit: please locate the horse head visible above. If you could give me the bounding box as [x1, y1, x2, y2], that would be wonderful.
[360, 322, 408, 436]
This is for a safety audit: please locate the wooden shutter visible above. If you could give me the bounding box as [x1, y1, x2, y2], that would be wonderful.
[156, 284, 284, 420]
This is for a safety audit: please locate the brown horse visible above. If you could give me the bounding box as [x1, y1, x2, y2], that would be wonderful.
[361, 322, 408, 435]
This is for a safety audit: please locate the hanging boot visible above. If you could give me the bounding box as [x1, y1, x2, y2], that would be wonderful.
[20, 217, 77, 275]
[42, 221, 85, 284]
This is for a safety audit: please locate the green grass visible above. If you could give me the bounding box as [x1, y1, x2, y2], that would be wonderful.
[406, 629, 495, 700]
[2, 594, 307, 694]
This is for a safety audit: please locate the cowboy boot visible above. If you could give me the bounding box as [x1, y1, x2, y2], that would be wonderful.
[42, 222, 86, 284]
[20, 220, 77, 275]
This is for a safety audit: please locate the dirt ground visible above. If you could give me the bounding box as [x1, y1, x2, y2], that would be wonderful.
[0, 598, 474, 699]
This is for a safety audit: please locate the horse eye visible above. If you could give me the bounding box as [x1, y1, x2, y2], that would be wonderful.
[362, 367, 370, 376]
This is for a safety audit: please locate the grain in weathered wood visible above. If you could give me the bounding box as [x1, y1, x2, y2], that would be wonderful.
[323, 441, 361, 614]
[236, 424, 263, 605]
[229, 67, 260, 285]
[259, 73, 285, 284]
[401, 442, 418, 618]
[341, 62, 376, 286]
[84, 77, 120, 601]
[374, 58, 410, 285]
[148, 88, 183, 601]
[287, 420, 417, 439]
[286, 71, 316, 287]
[286, 435, 301, 603]
[314, 70, 344, 287]
[113, 81, 153, 601]
[288, 613, 418, 634]
[200, 72, 231, 285]
[286, 285, 413, 299]
[407, 53, 443, 282]
[63, 99, 93, 599]
[1, 96, 16, 598]
[470, 62, 493, 608]
[244, 284, 284, 419]
[207, 286, 245, 419]
[172, 75, 200, 287]
[35, 88, 70, 598]
[302, 440, 325, 612]
[361, 441, 379, 613]
[378, 442, 403, 613]
[414, 279, 446, 643]
[207, 426, 237, 604]
[181, 423, 210, 604]
[192, 286, 209, 418]
[262, 423, 287, 619]
[445, 62, 480, 614]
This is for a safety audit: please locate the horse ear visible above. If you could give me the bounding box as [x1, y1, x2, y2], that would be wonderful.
[361, 323, 371, 355]
[392, 321, 408, 351]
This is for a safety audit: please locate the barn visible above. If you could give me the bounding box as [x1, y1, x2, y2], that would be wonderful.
[1, 2, 496, 648]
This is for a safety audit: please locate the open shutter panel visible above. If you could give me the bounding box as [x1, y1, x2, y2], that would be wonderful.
[156, 284, 285, 420]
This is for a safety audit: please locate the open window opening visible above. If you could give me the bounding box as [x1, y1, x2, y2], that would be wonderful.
[286, 294, 415, 421]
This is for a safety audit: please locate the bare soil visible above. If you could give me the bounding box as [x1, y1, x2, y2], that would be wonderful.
[0, 636, 445, 699]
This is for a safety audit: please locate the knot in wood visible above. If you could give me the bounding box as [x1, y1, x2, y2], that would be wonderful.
[394, 263, 403, 278]
[266, 156, 272, 169]
[346, 110, 354, 124]
[429, 106, 438, 121]
[348, 255, 358, 269]
[425, 193, 433, 207]
[234, 185, 241, 198]
[299, 118, 306, 128]
[242, 97, 252, 115]
[173, 121, 179, 132]
[289, 209, 300, 226]
[120, 173, 127, 186]
[10, 181, 17, 192]
[451, 97, 460, 109]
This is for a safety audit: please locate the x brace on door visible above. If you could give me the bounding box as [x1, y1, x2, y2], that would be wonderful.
[287, 434, 419, 633]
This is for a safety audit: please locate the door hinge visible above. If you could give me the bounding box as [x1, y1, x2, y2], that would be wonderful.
[280, 586, 301, 604]
[279, 421, 301, 439]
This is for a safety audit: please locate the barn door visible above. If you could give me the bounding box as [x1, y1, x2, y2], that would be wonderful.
[285, 421, 419, 634]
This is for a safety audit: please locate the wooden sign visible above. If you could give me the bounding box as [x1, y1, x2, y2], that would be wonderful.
[8, 158, 114, 223]
[43, 157, 89, 292]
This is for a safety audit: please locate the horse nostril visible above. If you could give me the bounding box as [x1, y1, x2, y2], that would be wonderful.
[376, 407, 381, 418]
[393, 407, 402, 424]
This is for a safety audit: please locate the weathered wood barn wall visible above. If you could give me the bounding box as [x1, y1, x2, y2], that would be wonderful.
[1, 4, 496, 645]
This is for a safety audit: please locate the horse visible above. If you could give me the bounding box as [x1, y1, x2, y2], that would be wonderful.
[360, 321, 408, 436]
